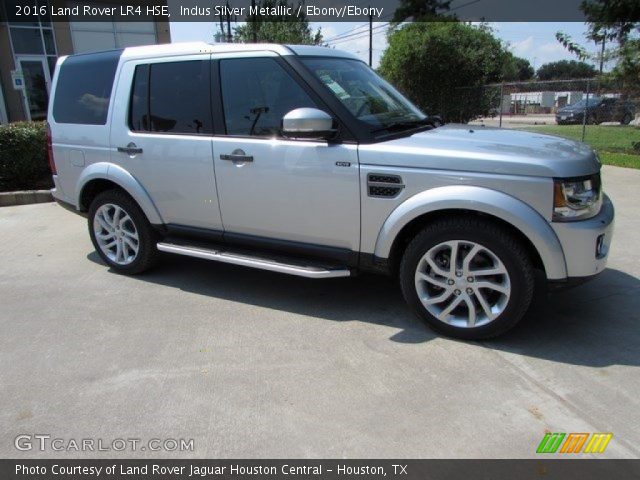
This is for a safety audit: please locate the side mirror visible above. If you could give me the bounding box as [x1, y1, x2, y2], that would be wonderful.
[282, 108, 337, 140]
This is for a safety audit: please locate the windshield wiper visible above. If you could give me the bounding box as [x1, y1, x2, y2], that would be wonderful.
[371, 117, 431, 134]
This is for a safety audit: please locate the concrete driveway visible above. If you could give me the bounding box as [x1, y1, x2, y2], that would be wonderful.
[0, 166, 638, 459]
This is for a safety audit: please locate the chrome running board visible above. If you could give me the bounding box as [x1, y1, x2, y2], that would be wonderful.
[156, 242, 351, 279]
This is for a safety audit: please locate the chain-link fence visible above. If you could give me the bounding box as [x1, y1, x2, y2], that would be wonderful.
[439, 79, 640, 167]
[448, 79, 637, 129]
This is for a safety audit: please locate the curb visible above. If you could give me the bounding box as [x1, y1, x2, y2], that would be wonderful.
[0, 190, 54, 207]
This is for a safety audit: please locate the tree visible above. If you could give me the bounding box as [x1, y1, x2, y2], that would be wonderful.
[580, 0, 639, 46]
[610, 39, 640, 96]
[391, 0, 452, 23]
[502, 54, 535, 81]
[233, 0, 322, 45]
[379, 22, 512, 122]
[555, 0, 639, 91]
[536, 60, 598, 80]
[579, 0, 639, 95]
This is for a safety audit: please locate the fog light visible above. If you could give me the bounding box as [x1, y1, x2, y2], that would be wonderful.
[596, 234, 606, 259]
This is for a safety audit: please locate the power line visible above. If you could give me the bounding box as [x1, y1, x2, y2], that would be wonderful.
[323, 10, 395, 44]
[325, 2, 483, 49]
[323, 22, 369, 43]
[328, 22, 389, 43]
[449, 0, 482, 13]
[325, 22, 390, 45]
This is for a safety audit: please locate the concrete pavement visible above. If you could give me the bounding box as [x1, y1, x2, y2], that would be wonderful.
[0, 166, 639, 459]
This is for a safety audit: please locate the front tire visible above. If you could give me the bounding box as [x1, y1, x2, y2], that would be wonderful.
[88, 189, 158, 274]
[399, 217, 534, 340]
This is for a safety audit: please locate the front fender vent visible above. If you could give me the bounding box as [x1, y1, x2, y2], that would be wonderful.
[368, 173, 404, 198]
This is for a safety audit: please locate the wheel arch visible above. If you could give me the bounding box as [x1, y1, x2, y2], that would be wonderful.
[76, 162, 163, 225]
[376, 186, 567, 280]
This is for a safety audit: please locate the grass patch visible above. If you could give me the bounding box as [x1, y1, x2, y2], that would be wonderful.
[520, 124, 640, 169]
[597, 152, 640, 169]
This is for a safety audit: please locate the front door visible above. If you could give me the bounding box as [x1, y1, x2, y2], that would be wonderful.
[16, 56, 51, 121]
[212, 55, 360, 254]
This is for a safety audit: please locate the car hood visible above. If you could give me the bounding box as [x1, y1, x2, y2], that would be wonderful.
[358, 124, 600, 178]
[558, 106, 589, 114]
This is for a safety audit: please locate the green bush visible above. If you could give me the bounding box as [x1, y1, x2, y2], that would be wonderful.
[379, 23, 511, 123]
[0, 121, 51, 191]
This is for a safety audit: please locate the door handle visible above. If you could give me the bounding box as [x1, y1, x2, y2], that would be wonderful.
[220, 149, 253, 162]
[117, 142, 143, 156]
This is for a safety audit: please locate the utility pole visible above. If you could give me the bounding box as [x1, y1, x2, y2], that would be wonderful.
[219, 15, 225, 42]
[251, 0, 257, 43]
[226, 1, 232, 43]
[368, 11, 373, 67]
[599, 34, 606, 74]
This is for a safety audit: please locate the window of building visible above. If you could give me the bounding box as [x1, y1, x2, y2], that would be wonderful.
[129, 61, 212, 135]
[5, 0, 58, 75]
[52, 49, 121, 124]
[219, 57, 318, 137]
[68, 3, 157, 54]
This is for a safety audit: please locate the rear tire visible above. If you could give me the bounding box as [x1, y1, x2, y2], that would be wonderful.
[622, 114, 632, 125]
[88, 189, 159, 274]
[399, 217, 534, 340]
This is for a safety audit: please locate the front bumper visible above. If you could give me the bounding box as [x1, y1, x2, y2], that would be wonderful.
[556, 114, 582, 124]
[551, 193, 614, 278]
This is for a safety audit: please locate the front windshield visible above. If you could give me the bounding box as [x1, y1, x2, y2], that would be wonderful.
[300, 57, 426, 133]
[569, 98, 602, 108]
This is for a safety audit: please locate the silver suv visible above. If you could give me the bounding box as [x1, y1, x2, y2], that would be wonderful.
[47, 43, 614, 339]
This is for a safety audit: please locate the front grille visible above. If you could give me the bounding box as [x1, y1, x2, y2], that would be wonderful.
[367, 173, 404, 198]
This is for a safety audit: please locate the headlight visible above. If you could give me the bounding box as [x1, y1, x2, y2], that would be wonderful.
[553, 173, 602, 221]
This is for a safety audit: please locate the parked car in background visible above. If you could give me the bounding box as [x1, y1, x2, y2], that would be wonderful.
[48, 43, 614, 340]
[556, 97, 636, 125]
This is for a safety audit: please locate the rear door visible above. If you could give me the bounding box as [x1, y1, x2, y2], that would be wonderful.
[110, 54, 223, 231]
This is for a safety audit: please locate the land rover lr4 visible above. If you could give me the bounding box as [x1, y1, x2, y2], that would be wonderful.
[48, 43, 614, 339]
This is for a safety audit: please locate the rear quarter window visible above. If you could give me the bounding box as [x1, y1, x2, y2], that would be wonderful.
[52, 49, 122, 125]
[128, 60, 212, 135]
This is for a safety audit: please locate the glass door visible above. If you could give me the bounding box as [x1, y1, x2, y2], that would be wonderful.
[16, 56, 51, 121]
[0, 80, 7, 123]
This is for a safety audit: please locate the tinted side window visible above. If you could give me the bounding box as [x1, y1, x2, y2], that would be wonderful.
[129, 64, 149, 132]
[148, 61, 212, 134]
[220, 57, 317, 136]
[53, 49, 121, 125]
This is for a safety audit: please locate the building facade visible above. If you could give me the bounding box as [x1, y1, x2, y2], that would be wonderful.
[0, 0, 170, 123]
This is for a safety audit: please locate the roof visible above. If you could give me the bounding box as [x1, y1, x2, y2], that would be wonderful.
[118, 42, 360, 61]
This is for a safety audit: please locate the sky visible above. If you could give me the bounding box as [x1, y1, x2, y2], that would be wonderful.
[170, 21, 606, 71]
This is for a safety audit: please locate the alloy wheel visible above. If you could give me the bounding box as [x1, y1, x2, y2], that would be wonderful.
[93, 203, 140, 265]
[414, 240, 511, 328]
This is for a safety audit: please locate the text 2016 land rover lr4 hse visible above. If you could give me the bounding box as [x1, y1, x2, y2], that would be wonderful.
[48, 43, 614, 339]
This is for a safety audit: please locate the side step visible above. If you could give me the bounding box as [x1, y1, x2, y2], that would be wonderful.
[156, 242, 351, 279]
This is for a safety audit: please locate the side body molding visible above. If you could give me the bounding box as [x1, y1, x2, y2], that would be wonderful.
[75, 162, 163, 225]
[374, 185, 568, 280]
